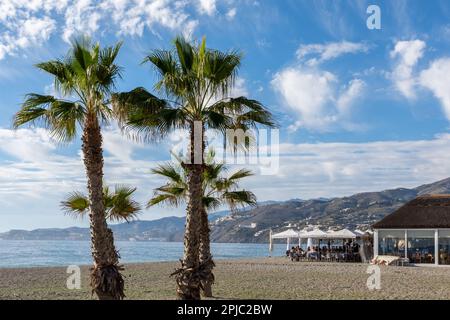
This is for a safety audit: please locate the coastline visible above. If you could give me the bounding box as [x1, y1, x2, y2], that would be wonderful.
[1, 257, 450, 300]
[0, 240, 285, 269]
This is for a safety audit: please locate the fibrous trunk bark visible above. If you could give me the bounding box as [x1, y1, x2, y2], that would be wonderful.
[173, 122, 203, 300]
[82, 113, 124, 300]
[199, 207, 215, 297]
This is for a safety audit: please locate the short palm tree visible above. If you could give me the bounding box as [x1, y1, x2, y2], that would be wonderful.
[112, 37, 274, 299]
[148, 150, 257, 297]
[62, 185, 141, 222]
[13, 38, 127, 300]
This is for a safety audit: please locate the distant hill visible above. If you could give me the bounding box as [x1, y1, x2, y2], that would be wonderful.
[2, 177, 450, 242]
[211, 177, 450, 243]
[0, 217, 185, 241]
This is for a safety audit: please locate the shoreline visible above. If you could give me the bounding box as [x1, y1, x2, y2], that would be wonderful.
[2, 257, 450, 299]
[0, 255, 276, 270]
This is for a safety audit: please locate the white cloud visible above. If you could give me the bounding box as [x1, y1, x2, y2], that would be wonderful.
[0, 128, 57, 162]
[0, 0, 204, 59]
[272, 41, 368, 131]
[419, 58, 450, 120]
[3, 127, 450, 230]
[337, 79, 365, 114]
[272, 67, 336, 130]
[390, 39, 426, 99]
[0, 126, 178, 230]
[244, 134, 450, 201]
[64, 0, 200, 41]
[387, 40, 450, 123]
[197, 0, 217, 16]
[230, 77, 248, 97]
[62, 0, 101, 43]
[226, 7, 237, 20]
[21, 16, 56, 42]
[0, 15, 55, 59]
[271, 67, 365, 131]
[103, 126, 146, 162]
[297, 41, 369, 66]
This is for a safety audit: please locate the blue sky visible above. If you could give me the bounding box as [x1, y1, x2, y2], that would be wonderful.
[2, 0, 450, 231]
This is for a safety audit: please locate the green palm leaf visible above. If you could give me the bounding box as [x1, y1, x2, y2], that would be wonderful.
[149, 148, 256, 214]
[61, 185, 141, 222]
[14, 38, 124, 143]
[61, 192, 90, 219]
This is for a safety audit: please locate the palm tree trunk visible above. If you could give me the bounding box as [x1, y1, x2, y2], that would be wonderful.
[174, 122, 203, 300]
[82, 113, 124, 300]
[199, 207, 215, 297]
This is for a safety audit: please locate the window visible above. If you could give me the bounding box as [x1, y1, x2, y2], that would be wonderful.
[439, 230, 450, 265]
[407, 230, 435, 264]
[378, 230, 406, 257]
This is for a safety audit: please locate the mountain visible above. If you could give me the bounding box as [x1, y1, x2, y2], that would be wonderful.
[211, 177, 450, 243]
[0, 217, 185, 241]
[1, 177, 450, 242]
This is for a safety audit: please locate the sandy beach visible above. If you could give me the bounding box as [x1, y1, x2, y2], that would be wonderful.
[1, 257, 450, 300]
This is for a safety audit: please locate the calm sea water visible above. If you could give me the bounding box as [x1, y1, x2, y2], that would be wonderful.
[0, 240, 286, 268]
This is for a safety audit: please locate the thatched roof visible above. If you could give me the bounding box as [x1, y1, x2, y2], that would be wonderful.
[373, 195, 450, 229]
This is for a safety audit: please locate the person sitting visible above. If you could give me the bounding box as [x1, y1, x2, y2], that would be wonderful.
[289, 246, 296, 260]
[307, 246, 318, 260]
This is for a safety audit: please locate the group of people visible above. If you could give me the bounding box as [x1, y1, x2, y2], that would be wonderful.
[286, 241, 361, 262]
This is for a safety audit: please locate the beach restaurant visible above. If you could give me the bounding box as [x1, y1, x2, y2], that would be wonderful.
[373, 195, 450, 265]
[270, 227, 371, 263]
[271, 227, 366, 250]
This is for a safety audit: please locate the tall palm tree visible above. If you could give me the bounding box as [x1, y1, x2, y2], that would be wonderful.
[148, 150, 257, 297]
[112, 36, 274, 299]
[62, 185, 141, 222]
[13, 38, 127, 300]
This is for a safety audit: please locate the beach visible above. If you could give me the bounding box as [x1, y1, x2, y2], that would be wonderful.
[1, 257, 450, 300]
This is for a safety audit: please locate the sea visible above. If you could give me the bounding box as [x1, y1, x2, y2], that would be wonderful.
[0, 240, 287, 268]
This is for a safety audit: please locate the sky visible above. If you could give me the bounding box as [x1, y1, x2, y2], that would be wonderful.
[1, 0, 450, 231]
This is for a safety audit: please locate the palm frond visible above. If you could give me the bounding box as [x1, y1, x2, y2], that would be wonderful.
[202, 109, 233, 132]
[17, 39, 124, 143]
[151, 163, 185, 185]
[96, 41, 123, 93]
[174, 36, 194, 74]
[35, 60, 74, 95]
[62, 185, 141, 223]
[143, 49, 178, 76]
[228, 168, 254, 181]
[107, 185, 141, 222]
[147, 190, 184, 208]
[203, 162, 226, 183]
[14, 94, 84, 142]
[48, 100, 85, 142]
[111, 87, 168, 127]
[13, 94, 53, 128]
[61, 192, 90, 218]
[202, 196, 221, 211]
[209, 97, 276, 128]
[222, 190, 257, 210]
[204, 49, 242, 97]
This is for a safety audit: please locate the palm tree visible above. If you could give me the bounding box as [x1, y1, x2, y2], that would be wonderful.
[112, 36, 274, 299]
[62, 185, 141, 222]
[13, 38, 127, 300]
[148, 150, 257, 297]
